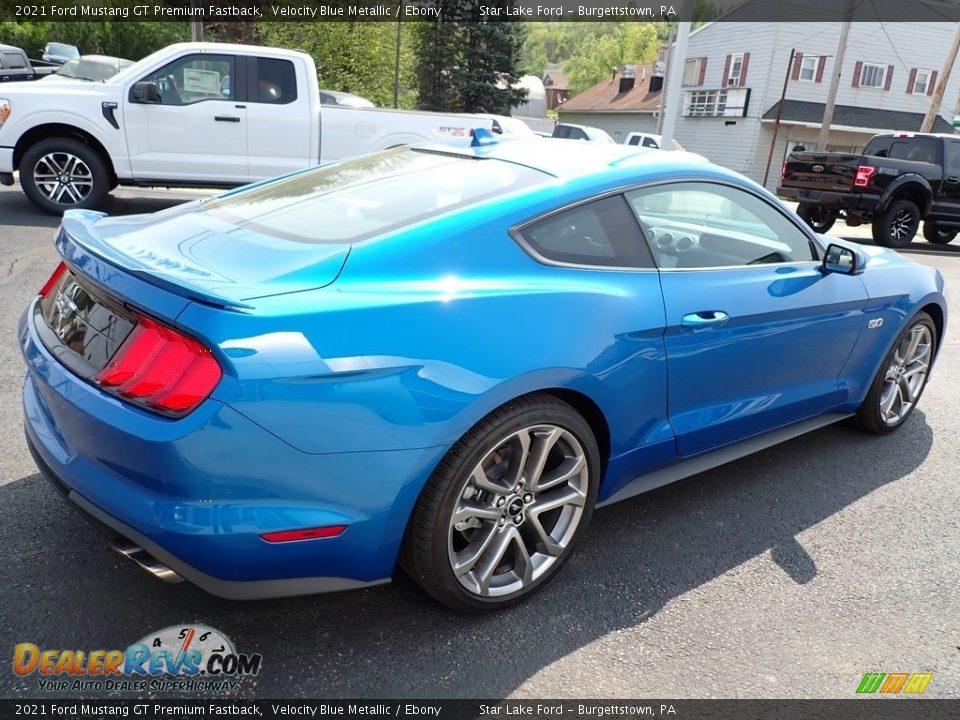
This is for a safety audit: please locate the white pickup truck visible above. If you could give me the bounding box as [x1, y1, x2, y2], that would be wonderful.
[0, 42, 495, 214]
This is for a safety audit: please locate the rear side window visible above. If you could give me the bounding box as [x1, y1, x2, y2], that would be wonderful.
[945, 140, 960, 176]
[2, 51, 26, 70]
[516, 195, 653, 268]
[642, 137, 659, 148]
[203, 148, 548, 244]
[254, 58, 297, 104]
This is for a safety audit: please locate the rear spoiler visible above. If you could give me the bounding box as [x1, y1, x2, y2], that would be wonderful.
[58, 211, 253, 311]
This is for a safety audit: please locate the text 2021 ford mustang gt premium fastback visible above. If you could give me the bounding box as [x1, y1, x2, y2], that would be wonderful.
[20, 137, 947, 611]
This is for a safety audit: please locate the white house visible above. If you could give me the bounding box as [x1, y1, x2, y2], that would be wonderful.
[669, 18, 960, 189]
[558, 11, 960, 190]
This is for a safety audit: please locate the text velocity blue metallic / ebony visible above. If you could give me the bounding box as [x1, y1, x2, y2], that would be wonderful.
[20, 139, 947, 611]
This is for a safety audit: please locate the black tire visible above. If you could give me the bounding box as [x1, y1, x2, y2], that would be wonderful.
[922, 221, 957, 245]
[853, 311, 936, 434]
[797, 204, 837, 233]
[401, 393, 600, 612]
[871, 198, 920, 248]
[20, 137, 110, 216]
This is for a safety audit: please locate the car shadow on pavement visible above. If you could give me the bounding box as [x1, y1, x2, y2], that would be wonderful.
[0, 187, 198, 229]
[0, 412, 933, 699]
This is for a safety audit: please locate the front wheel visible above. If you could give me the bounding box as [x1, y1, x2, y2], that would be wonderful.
[854, 312, 936, 434]
[871, 198, 920, 248]
[797, 204, 837, 233]
[20, 137, 110, 216]
[922, 221, 958, 245]
[402, 394, 600, 612]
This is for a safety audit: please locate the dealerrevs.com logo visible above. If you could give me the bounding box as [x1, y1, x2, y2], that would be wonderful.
[13, 625, 262, 693]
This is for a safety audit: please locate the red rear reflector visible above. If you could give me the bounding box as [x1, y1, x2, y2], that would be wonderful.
[854, 165, 877, 187]
[39, 262, 67, 298]
[95, 313, 221, 416]
[260, 525, 348, 543]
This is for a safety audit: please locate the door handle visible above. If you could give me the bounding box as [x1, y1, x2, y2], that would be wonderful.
[946, 176, 960, 184]
[214, 115, 240, 123]
[681, 311, 729, 328]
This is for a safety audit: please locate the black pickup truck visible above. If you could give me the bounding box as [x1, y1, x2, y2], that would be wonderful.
[777, 132, 960, 248]
[0, 44, 58, 83]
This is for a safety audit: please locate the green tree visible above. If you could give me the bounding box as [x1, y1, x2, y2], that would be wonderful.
[0, 21, 186, 60]
[564, 23, 659, 95]
[414, 1, 528, 114]
[258, 21, 417, 108]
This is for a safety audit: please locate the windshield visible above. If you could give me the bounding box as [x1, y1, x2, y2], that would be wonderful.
[105, 46, 170, 85]
[47, 43, 79, 58]
[57, 58, 119, 81]
[202, 148, 549, 244]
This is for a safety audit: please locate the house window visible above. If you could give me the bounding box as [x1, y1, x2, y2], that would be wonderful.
[913, 69, 931, 94]
[728, 53, 744, 86]
[860, 63, 887, 88]
[684, 90, 728, 117]
[799, 56, 817, 81]
[683, 58, 704, 86]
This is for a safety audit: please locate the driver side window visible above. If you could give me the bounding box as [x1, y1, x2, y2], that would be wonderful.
[625, 182, 815, 268]
[142, 54, 235, 106]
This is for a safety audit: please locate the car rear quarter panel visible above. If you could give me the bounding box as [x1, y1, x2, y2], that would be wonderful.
[174, 191, 675, 500]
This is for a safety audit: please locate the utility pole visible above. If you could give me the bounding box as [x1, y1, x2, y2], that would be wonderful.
[922, 23, 960, 132]
[763, 48, 795, 187]
[656, 21, 677, 135]
[660, 18, 690, 151]
[816, 1, 853, 151]
[190, 0, 203, 41]
[393, 2, 403, 108]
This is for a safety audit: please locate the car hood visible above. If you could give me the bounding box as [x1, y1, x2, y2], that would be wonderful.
[61, 205, 350, 306]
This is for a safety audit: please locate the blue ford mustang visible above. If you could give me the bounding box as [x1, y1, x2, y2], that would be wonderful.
[20, 137, 946, 611]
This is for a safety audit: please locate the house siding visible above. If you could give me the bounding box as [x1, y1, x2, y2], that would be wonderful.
[677, 19, 960, 190]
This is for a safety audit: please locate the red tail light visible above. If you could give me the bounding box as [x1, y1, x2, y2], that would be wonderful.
[780, 161, 787, 183]
[95, 313, 222, 416]
[39, 262, 67, 298]
[854, 165, 877, 187]
[260, 525, 348, 543]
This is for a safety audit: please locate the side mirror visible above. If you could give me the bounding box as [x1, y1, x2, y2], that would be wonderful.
[822, 243, 861, 275]
[131, 81, 160, 104]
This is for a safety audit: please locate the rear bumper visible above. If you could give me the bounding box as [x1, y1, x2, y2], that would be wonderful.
[777, 186, 879, 212]
[20, 300, 447, 599]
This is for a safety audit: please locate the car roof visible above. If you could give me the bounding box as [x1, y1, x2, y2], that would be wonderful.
[421, 137, 711, 181]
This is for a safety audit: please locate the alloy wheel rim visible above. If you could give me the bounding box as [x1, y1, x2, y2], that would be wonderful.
[890, 210, 915, 241]
[879, 324, 932, 425]
[33, 152, 93, 206]
[447, 424, 589, 598]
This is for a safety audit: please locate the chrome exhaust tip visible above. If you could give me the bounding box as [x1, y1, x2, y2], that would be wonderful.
[109, 541, 184, 584]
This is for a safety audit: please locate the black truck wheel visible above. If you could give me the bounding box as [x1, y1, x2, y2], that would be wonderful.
[922, 221, 957, 245]
[872, 199, 920, 249]
[797, 204, 837, 233]
[20, 138, 110, 216]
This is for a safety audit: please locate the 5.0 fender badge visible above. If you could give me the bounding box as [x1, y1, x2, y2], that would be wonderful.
[868, 318, 884, 329]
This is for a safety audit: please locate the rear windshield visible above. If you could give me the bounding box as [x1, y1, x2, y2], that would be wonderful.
[203, 148, 549, 244]
[864, 136, 938, 164]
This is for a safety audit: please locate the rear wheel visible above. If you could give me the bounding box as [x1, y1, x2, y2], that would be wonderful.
[854, 312, 936, 434]
[20, 137, 110, 216]
[871, 198, 920, 248]
[797, 204, 837, 233]
[922, 221, 957, 245]
[402, 394, 599, 612]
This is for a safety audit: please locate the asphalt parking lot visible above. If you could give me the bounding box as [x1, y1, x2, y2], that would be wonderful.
[0, 182, 958, 700]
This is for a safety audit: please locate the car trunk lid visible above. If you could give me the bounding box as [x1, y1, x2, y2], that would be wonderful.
[60, 205, 351, 308]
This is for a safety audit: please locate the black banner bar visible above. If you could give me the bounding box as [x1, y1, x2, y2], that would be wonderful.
[2, 0, 960, 23]
[1, 699, 959, 720]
